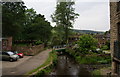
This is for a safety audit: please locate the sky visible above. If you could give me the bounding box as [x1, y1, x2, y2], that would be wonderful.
[23, 0, 110, 32]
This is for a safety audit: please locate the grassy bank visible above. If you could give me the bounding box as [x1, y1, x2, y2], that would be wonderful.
[92, 69, 101, 77]
[26, 50, 57, 75]
[92, 67, 111, 76]
[65, 48, 111, 64]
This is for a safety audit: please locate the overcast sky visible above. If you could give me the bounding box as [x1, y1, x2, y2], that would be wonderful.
[23, 0, 110, 32]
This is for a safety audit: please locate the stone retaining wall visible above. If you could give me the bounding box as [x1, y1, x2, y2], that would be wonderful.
[12, 44, 44, 55]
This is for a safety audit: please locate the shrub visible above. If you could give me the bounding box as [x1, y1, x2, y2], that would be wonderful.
[77, 34, 98, 54]
[101, 45, 109, 50]
[35, 40, 43, 45]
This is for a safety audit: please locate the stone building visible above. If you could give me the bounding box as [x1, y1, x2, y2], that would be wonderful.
[95, 34, 109, 48]
[68, 33, 110, 48]
[110, 1, 120, 75]
[68, 34, 82, 44]
[2, 37, 12, 51]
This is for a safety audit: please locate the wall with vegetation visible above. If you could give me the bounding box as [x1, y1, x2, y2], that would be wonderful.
[12, 44, 44, 55]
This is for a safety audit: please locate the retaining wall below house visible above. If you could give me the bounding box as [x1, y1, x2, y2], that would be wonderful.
[12, 44, 44, 55]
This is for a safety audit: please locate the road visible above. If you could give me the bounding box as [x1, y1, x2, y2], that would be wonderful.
[1, 49, 52, 76]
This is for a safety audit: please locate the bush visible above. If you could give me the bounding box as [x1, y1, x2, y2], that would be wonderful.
[101, 45, 109, 50]
[77, 34, 98, 54]
[66, 48, 111, 64]
[35, 40, 43, 45]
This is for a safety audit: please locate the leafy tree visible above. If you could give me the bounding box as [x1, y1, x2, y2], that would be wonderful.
[2, 2, 26, 39]
[22, 8, 37, 39]
[51, 27, 63, 46]
[27, 14, 52, 44]
[77, 34, 98, 54]
[51, 1, 79, 44]
[2, 2, 52, 46]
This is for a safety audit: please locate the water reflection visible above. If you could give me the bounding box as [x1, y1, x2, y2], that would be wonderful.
[50, 54, 91, 77]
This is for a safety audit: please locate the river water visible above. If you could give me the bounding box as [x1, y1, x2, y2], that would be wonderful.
[49, 54, 92, 77]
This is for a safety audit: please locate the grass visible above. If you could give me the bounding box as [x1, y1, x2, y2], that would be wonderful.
[26, 50, 57, 75]
[92, 67, 111, 77]
[35, 50, 57, 75]
[76, 55, 111, 64]
[92, 69, 102, 77]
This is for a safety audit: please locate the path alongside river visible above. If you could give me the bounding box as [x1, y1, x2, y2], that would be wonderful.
[2, 49, 52, 76]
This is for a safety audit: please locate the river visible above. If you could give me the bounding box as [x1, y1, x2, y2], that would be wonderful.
[49, 54, 92, 76]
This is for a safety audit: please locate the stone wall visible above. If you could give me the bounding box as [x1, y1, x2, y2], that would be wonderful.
[2, 37, 12, 51]
[12, 44, 44, 55]
[110, 2, 120, 75]
[110, 2, 118, 57]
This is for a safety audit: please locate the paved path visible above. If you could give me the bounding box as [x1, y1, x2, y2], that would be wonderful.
[2, 49, 52, 76]
[1, 56, 32, 68]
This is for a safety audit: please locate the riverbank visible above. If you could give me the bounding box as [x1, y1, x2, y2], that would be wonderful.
[49, 53, 91, 76]
[65, 48, 112, 76]
[65, 48, 111, 64]
[92, 66, 111, 76]
[26, 50, 58, 76]
[26, 48, 111, 76]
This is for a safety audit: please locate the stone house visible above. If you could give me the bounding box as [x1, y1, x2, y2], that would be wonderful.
[95, 34, 110, 48]
[95, 34, 107, 48]
[68, 34, 82, 44]
[68, 33, 110, 48]
[2, 37, 12, 51]
[110, 1, 120, 75]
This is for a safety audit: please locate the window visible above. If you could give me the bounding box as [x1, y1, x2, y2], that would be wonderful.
[117, 1, 120, 12]
[117, 23, 120, 40]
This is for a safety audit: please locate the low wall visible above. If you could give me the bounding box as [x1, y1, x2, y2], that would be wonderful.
[12, 44, 44, 55]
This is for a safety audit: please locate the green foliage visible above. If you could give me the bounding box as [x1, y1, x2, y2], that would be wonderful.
[35, 40, 43, 45]
[27, 50, 57, 75]
[72, 29, 104, 34]
[51, 1, 79, 44]
[92, 69, 101, 77]
[65, 48, 111, 64]
[101, 45, 109, 50]
[51, 26, 65, 46]
[2, 2, 26, 38]
[24, 13, 52, 43]
[75, 55, 111, 64]
[22, 8, 37, 39]
[100, 40, 110, 50]
[2, 2, 52, 44]
[77, 34, 98, 54]
[105, 40, 110, 50]
[36, 51, 58, 75]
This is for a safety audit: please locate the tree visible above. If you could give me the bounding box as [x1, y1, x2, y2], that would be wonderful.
[2, 2, 26, 39]
[77, 34, 98, 54]
[27, 14, 52, 44]
[22, 8, 37, 39]
[51, 0, 79, 44]
[2, 2, 52, 46]
[51, 27, 63, 46]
